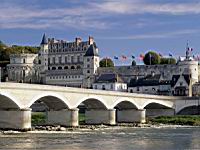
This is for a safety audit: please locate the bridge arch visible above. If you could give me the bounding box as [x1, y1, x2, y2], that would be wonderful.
[143, 101, 175, 118]
[176, 103, 200, 115]
[142, 100, 174, 109]
[111, 98, 139, 110]
[75, 96, 109, 109]
[0, 92, 21, 109]
[28, 92, 70, 110]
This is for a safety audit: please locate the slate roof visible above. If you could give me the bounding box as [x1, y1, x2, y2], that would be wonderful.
[95, 73, 125, 83]
[41, 34, 48, 45]
[171, 74, 190, 87]
[129, 74, 171, 87]
[84, 43, 98, 57]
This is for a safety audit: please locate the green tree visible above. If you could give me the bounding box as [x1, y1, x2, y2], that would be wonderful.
[160, 57, 176, 64]
[100, 58, 114, 67]
[131, 60, 136, 66]
[143, 51, 161, 65]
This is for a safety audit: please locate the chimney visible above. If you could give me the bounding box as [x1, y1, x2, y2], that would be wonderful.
[89, 36, 94, 45]
[75, 37, 82, 45]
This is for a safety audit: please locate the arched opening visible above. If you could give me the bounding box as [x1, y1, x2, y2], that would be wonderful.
[0, 94, 20, 110]
[52, 67, 56, 70]
[114, 101, 138, 123]
[77, 98, 107, 125]
[177, 105, 200, 115]
[64, 66, 68, 70]
[58, 66, 62, 70]
[77, 65, 81, 69]
[30, 96, 69, 127]
[144, 102, 174, 118]
[71, 66, 75, 69]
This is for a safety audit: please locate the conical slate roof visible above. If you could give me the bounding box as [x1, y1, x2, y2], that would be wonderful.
[41, 34, 48, 45]
[84, 44, 98, 57]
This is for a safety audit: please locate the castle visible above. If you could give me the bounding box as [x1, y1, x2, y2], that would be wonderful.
[7, 34, 199, 96]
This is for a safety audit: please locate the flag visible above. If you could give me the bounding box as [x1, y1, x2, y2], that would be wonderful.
[132, 55, 135, 59]
[169, 53, 173, 57]
[114, 56, 119, 60]
[121, 55, 127, 60]
[139, 54, 144, 60]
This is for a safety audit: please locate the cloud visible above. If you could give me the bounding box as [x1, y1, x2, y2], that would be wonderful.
[0, 1, 200, 30]
[97, 29, 200, 40]
[94, 1, 200, 15]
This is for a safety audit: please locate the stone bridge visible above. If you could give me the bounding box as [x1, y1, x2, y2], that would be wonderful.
[0, 83, 199, 130]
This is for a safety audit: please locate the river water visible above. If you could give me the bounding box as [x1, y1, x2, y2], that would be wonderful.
[0, 127, 199, 150]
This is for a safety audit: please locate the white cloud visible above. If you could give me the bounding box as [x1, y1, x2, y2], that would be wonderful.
[94, 1, 200, 15]
[97, 29, 200, 40]
[0, 1, 200, 30]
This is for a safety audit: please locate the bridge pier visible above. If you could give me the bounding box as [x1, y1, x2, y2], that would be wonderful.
[117, 109, 146, 123]
[85, 109, 116, 125]
[47, 108, 79, 127]
[0, 108, 31, 130]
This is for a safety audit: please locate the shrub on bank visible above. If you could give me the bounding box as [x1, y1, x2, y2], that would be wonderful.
[150, 115, 200, 126]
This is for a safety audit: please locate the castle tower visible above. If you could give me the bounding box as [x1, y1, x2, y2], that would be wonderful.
[39, 34, 49, 72]
[177, 44, 198, 96]
[83, 43, 99, 88]
[38, 34, 49, 83]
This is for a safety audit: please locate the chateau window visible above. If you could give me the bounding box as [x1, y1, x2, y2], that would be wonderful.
[95, 85, 97, 89]
[87, 70, 90, 73]
[87, 64, 90, 68]
[77, 56, 80, 62]
[137, 87, 140, 91]
[71, 56, 74, 63]
[23, 59, 26, 63]
[52, 67, 56, 70]
[65, 56, 68, 63]
[110, 84, 113, 89]
[87, 58, 90, 62]
[77, 65, 81, 69]
[48, 58, 50, 64]
[71, 66, 75, 69]
[52, 57, 55, 64]
[58, 66, 62, 70]
[38, 60, 41, 64]
[59, 57, 62, 64]
[102, 85, 105, 90]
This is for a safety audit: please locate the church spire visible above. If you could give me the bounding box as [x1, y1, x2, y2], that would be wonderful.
[41, 33, 48, 45]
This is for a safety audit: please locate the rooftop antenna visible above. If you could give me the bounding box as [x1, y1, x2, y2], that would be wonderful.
[186, 40, 189, 60]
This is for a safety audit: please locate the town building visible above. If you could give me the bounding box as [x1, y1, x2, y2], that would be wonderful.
[92, 73, 127, 92]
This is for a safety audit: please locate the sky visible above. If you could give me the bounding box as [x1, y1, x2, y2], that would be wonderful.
[0, 0, 200, 65]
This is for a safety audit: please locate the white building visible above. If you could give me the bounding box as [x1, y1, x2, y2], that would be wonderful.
[7, 53, 39, 83]
[93, 73, 127, 92]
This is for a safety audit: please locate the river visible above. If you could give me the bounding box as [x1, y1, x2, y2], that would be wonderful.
[0, 127, 199, 150]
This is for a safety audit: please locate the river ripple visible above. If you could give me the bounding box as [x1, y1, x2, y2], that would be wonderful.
[0, 127, 199, 150]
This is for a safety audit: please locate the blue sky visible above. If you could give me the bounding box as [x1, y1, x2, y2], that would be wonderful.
[0, 0, 200, 65]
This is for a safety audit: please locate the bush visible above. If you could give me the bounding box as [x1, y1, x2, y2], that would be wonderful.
[100, 58, 114, 67]
[160, 57, 176, 64]
[143, 51, 161, 65]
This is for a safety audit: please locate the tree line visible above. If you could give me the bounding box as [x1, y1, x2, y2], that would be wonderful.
[100, 51, 177, 67]
[0, 40, 39, 67]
